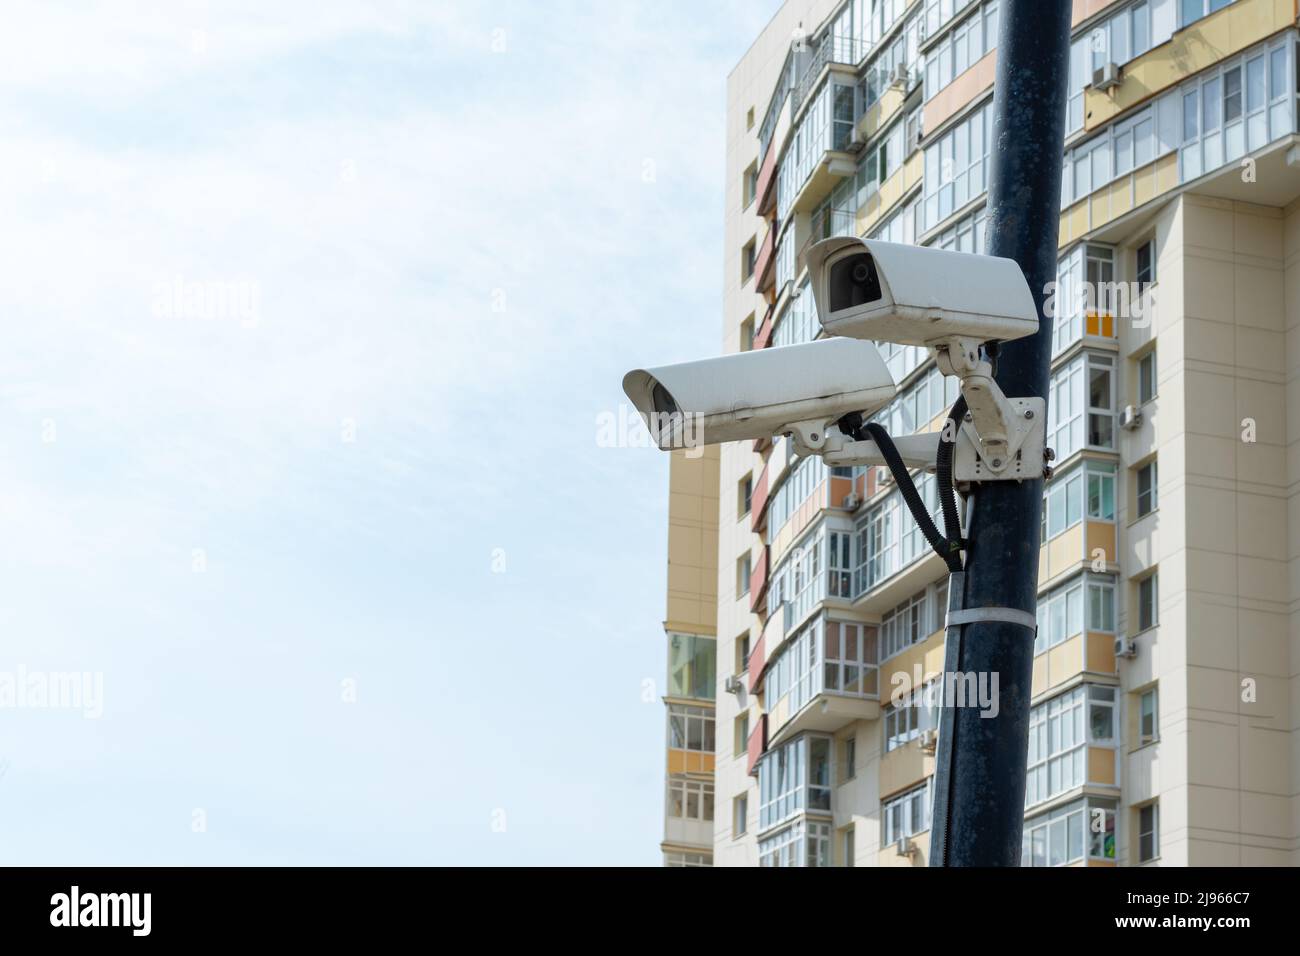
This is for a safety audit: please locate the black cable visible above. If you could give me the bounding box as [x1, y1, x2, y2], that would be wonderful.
[936, 394, 967, 551]
[862, 422, 962, 573]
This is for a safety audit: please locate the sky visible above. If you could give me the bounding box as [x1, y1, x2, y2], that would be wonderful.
[0, 0, 782, 865]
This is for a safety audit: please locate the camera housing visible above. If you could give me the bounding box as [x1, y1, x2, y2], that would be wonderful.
[806, 236, 1039, 347]
[622, 338, 895, 451]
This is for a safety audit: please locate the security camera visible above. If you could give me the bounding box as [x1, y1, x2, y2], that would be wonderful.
[622, 338, 894, 453]
[805, 236, 1038, 348]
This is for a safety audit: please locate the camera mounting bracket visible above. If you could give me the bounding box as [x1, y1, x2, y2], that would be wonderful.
[933, 336, 1043, 480]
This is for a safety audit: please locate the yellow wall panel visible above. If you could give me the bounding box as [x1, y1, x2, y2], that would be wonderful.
[1088, 746, 1116, 785]
[1086, 521, 1116, 565]
[1087, 631, 1117, 674]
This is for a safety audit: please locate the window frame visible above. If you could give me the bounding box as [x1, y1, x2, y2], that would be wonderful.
[1136, 458, 1158, 517]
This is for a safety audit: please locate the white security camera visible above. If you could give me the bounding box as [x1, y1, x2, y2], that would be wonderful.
[622, 338, 894, 453]
[805, 236, 1038, 348]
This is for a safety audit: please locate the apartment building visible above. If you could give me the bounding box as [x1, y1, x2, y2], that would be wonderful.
[660, 0, 1300, 866]
[661, 446, 721, 866]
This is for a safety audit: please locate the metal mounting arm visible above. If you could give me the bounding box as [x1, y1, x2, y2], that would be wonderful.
[934, 336, 1044, 480]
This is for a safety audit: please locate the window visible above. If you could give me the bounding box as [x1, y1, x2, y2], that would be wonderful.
[822, 619, 879, 698]
[1135, 240, 1155, 286]
[738, 474, 753, 518]
[1089, 685, 1116, 743]
[1022, 798, 1117, 866]
[1137, 573, 1158, 631]
[1022, 802, 1084, 867]
[1138, 348, 1157, 404]
[855, 120, 905, 204]
[1136, 459, 1158, 517]
[927, 206, 986, 253]
[853, 468, 946, 593]
[766, 454, 827, 543]
[734, 712, 749, 757]
[1180, 0, 1235, 28]
[1035, 573, 1117, 654]
[923, 100, 991, 230]
[832, 81, 857, 152]
[667, 705, 715, 753]
[1025, 684, 1117, 807]
[1180, 38, 1294, 182]
[924, 2, 998, 101]
[1088, 2, 1153, 74]
[766, 526, 829, 625]
[743, 161, 758, 207]
[746, 107, 755, 130]
[665, 850, 711, 867]
[882, 780, 931, 844]
[1048, 352, 1116, 460]
[757, 735, 832, 830]
[667, 633, 716, 700]
[740, 313, 755, 352]
[667, 777, 714, 822]
[841, 824, 855, 867]
[741, 237, 756, 282]
[883, 680, 938, 752]
[759, 819, 831, 867]
[881, 590, 929, 660]
[828, 529, 854, 598]
[1041, 459, 1115, 542]
[734, 794, 748, 836]
[736, 632, 751, 674]
[1089, 353, 1115, 447]
[840, 735, 857, 783]
[1137, 802, 1159, 862]
[772, 278, 819, 349]
[1139, 686, 1159, 744]
[737, 552, 751, 597]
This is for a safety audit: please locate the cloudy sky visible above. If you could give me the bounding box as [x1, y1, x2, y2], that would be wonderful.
[0, 0, 780, 864]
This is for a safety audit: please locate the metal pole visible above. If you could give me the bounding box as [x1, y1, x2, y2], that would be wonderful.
[930, 0, 1072, 867]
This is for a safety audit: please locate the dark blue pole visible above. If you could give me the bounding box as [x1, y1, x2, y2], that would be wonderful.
[933, 0, 1072, 866]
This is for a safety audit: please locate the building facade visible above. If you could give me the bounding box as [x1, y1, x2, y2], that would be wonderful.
[662, 0, 1300, 866]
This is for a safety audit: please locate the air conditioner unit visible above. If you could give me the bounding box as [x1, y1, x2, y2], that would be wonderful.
[1093, 61, 1121, 91]
[842, 492, 861, 511]
[1115, 636, 1138, 659]
[895, 836, 913, 857]
[724, 675, 745, 695]
[919, 729, 938, 753]
[1120, 405, 1142, 430]
[891, 62, 910, 87]
[878, 467, 894, 486]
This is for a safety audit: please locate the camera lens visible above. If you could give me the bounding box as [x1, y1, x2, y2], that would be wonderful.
[829, 253, 882, 312]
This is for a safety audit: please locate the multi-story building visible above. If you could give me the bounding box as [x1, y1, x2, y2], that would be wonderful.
[661, 447, 720, 866]
[669, 0, 1300, 866]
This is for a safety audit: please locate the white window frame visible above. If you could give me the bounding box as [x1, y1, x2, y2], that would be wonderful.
[882, 779, 932, 844]
[666, 777, 714, 822]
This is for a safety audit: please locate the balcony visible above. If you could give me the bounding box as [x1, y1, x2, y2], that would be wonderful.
[1082, 0, 1291, 133]
[750, 460, 771, 533]
[747, 631, 766, 694]
[756, 137, 779, 217]
[746, 713, 768, 776]
[801, 203, 857, 262]
[752, 301, 775, 353]
[664, 813, 712, 851]
[792, 36, 867, 113]
[754, 225, 776, 293]
[748, 545, 770, 614]
[764, 615, 881, 747]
